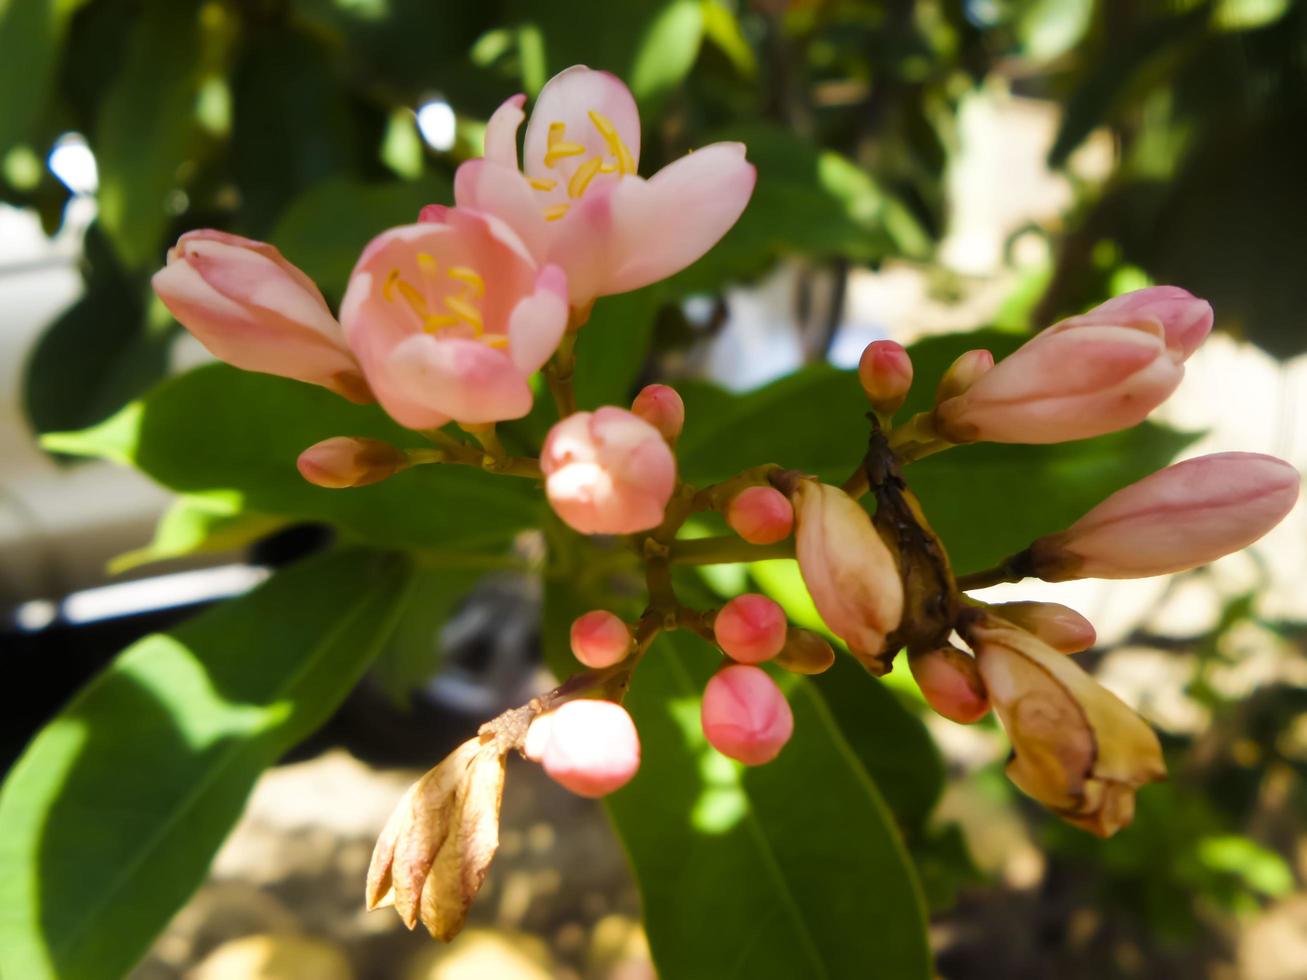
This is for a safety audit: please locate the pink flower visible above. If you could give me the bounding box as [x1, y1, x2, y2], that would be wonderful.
[541, 407, 677, 534]
[296, 436, 408, 489]
[1045, 286, 1213, 361]
[726, 486, 794, 545]
[908, 646, 990, 724]
[857, 340, 913, 415]
[791, 480, 903, 674]
[153, 230, 370, 402]
[531, 700, 641, 798]
[340, 208, 568, 429]
[1030, 452, 1301, 581]
[630, 383, 685, 442]
[570, 610, 631, 668]
[934, 318, 1185, 445]
[454, 66, 756, 309]
[713, 594, 788, 664]
[989, 601, 1096, 654]
[700, 665, 794, 765]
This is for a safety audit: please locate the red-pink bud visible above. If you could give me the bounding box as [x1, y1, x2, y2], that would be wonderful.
[296, 436, 408, 489]
[541, 407, 677, 534]
[538, 700, 641, 798]
[700, 665, 794, 765]
[1046, 286, 1213, 361]
[713, 594, 788, 664]
[1030, 452, 1300, 580]
[726, 486, 794, 545]
[857, 340, 913, 415]
[934, 349, 994, 404]
[630, 384, 685, 442]
[990, 601, 1096, 653]
[908, 646, 990, 724]
[934, 323, 1182, 444]
[569, 610, 631, 668]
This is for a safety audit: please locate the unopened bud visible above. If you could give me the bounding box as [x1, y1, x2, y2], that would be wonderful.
[297, 436, 408, 488]
[1030, 452, 1300, 581]
[570, 610, 631, 668]
[538, 700, 641, 798]
[908, 646, 990, 724]
[700, 664, 794, 765]
[774, 629, 836, 675]
[713, 594, 788, 664]
[934, 348, 994, 404]
[726, 486, 794, 544]
[857, 340, 913, 415]
[1046, 286, 1213, 362]
[630, 383, 685, 442]
[990, 601, 1096, 653]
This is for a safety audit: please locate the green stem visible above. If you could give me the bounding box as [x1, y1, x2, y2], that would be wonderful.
[667, 535, 794, 566]
[406, 446, 542, 480]
[544, 330, 579, 418]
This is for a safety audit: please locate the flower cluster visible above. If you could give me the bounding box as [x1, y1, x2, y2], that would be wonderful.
[152, 64, 1300, 941]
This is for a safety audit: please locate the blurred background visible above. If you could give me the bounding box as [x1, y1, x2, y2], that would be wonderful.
[3, 0, 1307, 977]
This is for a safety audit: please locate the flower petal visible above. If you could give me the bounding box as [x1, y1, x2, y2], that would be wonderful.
[484, 93, 526, 169]
[522, 65, 641, 183]
[508, 265, 569, 375]
[454, 159, 552, 262]
[606, 142, 756, 294]
[387, 335, 533, 424]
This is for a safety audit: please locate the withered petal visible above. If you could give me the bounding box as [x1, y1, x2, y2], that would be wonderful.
[365, 781, 418, 911]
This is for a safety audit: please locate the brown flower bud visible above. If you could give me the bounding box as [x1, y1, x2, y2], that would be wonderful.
[366, 737, 507, 940]
[988, 600, 1096, 654]
[774, 629, 836, 675]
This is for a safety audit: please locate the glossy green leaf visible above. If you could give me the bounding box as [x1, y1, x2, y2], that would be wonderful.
[107, 494, 286, 574]
[542, 580, 932, 979]
[0, 548, 414, 980]
[42, 365, 540, 553]
[572, 285, 665, 409]
[628, 0, 703, 102]
[0, 0, 87, 157]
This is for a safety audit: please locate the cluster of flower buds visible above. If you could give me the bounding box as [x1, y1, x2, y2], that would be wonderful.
[151, 56, 1301, 941]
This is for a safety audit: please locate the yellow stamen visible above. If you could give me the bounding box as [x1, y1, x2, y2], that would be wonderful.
[568, 157, 604, 199]
[527, 177, 558, 192]
[588, 110, 635, 175]
[447, 266, 485, 297]
[544, 121, 586, 167]
[382, 269, 401, 302]
[544, 203, 570, 221]
[423, 313, 461, 333]
[483, 335, 509, 350]
[416, 252, 439, 279]
[444, 295, 483, 329]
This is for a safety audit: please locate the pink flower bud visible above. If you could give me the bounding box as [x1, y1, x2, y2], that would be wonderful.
[296, 436, 409, 489]
[726, 486, 794, 545]
[522, 712, 553, 762]
[1046, 286, 1213, 361]
[700, 665, 794, 765]
[1030, 452, 1300, 581]
[541, 407, 677, 534]
[792, 480, 903, 674]
[630, 384, 685, 442]
[713, 594, 788, 664]
[538, 699, 641, 798]
[774, 629, 836, 675]
[934, 321, 1183, 444]
[153, 230, 370, 402]
[990, 601, 1096, 653]
[934, 348, 994, 404]
[857, 340, 913, 414]
[908, 646, 990, 724]
[570, 610, 631, 668]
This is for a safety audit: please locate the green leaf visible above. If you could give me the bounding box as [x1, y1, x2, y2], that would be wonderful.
[542, 581, 932, 979]
[0, 0, 88, 158]
[628, 0, 704, 103]
[107, 494, 286, 574]
[95, 2, 205, 270]
[0, 548, 414, 980]
[42, 365, 540, 553]
[572, 285, 665, 409]
[700, 0, 758, 78]
[371, 565, 482, 705]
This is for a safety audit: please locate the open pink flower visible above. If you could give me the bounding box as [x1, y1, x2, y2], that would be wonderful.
[340, 208, 567, 429]
[153, 230, 370, 402]
[454, 66, 756, 309]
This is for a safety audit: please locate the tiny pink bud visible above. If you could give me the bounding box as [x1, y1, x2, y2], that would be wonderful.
[1030, 452, 1300, 580]
[857, 340, 913, 415]
[726, 486, 794, 545]
[934, 321, 1183, 445]
[541, 407, 678, 535]
[630, 384, 685, 442]
[775, 629, 836, 675]
[523, 712, 552, 762]
[908, 646, 990, 724]
[713, 594, 788, 664]
[1047, 286, 1213, 361]
[700, 665, 794, 766]
[934, 349, 994, 404]
[990, 601, 1096, 654]
[570, 610, 631, 668]
[296, 436, 408, 489]
[539, 700, 641, 798]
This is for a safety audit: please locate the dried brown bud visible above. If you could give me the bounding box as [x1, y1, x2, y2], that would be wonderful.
[366, 737, 507, 941]
[774, 629, 836, 675]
